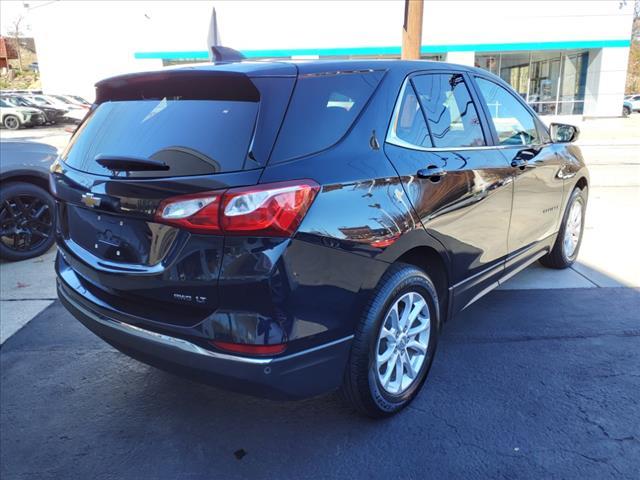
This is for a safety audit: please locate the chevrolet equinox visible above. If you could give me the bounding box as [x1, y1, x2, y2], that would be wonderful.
[53, 60, 588, 417]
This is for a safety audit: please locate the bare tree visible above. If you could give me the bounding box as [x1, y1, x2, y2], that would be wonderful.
[8, 15, 25, 72]
[626, 1, 640, 93]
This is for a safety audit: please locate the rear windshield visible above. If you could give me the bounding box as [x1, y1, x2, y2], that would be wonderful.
[271, 70, 384, 162]
[62, 99, 258, 177]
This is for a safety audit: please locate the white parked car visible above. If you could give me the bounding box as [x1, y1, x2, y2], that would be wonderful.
[23, 94, 89, 123]
[0, 99, 46, 130]
[50, 94, 91, 108]
[66, 95, 91, 106]
[61, 108, 88, 123]
[24, 94, 76, 111]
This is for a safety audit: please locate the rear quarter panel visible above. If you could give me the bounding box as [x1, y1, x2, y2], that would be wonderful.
[255, 70, 450, 341]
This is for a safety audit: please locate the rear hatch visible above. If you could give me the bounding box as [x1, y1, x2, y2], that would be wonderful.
[53, 64, 296, 327]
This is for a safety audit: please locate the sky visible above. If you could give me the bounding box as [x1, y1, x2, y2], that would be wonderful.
[1, 0, 34, 36]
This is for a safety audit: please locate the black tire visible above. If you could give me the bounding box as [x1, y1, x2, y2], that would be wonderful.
[540, 187, 587, 269]
[0, 182, 56, 261]
[3, 115, 21, 130]
[622, 106, 631, 117]
[340, 263, 440, 418]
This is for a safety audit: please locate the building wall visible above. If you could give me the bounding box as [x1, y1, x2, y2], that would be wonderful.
[584, 47, 631, 116]
[29, 1, 214, 99]
[422, 1, 632, 47]
[28, 0, 634, 116]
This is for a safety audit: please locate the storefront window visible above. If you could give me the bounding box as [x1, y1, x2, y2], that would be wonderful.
[528, 51, 562, 115]
[420, 54, 445, 61]
[475, 55, 499, 75]
[475, 50, 589, 115]
[499, 53, 530, 99]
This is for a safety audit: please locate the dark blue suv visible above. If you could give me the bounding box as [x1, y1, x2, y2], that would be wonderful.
[53, 60, 588, 417]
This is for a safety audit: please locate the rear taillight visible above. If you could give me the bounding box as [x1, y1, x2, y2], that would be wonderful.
[221, 181, 319, 236]
[154, 180, 319, 236]
[155, 192, 222, 234]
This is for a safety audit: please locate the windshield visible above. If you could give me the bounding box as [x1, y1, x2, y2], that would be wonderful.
[8, 97, 33, 107]
[62, 98, 259, 177]
[71, 95, 90, 104]
[31, 96, 52, 105]
[53, 95, 73, 104]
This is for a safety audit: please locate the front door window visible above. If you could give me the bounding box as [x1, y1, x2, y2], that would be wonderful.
[475, 77, 540, 146]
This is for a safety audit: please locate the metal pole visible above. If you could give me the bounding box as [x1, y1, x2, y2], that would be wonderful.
[401, 0, 424, 60]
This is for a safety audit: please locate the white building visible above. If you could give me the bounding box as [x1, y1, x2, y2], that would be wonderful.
[27, 0, 635, 117]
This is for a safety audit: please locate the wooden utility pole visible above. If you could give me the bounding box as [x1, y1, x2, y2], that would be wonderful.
[401, 0, 424, 60]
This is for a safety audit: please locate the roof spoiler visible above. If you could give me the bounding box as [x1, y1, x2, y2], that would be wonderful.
[210, 46, 246, 63]
[94, 70, 259, 103]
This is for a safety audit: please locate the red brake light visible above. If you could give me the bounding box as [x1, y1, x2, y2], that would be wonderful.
[155, 191, 222, 233]
[154, 180, 319, 236]
[211, 340, 287, 356]
[221, 180, 319, 236]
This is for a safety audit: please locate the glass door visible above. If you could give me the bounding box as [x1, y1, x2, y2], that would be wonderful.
[558, 51, 588, 114]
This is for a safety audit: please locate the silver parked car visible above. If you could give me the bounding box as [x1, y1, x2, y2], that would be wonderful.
[0, 141, 58, 260]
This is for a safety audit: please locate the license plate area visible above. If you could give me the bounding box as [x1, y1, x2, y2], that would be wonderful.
[66, 206, 152, 265]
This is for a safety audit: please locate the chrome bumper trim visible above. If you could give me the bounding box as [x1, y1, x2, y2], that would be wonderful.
[59, 284, 353, 366]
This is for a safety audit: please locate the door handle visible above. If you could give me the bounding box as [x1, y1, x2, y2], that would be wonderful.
[417, 165, 447, 180]
[510, 158, 535, 170]
[512, 147, 541, 169]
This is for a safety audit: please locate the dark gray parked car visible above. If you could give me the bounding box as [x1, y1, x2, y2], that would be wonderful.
[0, 141, 58, 260]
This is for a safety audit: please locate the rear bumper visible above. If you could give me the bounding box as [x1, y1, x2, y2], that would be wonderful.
[57, 276, 352, 400]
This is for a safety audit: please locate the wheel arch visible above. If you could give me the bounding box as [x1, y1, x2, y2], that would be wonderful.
[396, 246, 449, 321]
[575, 176, 588, 192]
[0, 172, 51, 192]
[378, 230, 452, 323]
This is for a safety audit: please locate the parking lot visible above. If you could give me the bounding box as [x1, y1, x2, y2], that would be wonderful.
[1, 116, 640, 479]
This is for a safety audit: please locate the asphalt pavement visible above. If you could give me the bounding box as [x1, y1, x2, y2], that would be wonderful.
[1, 288, 639, 479]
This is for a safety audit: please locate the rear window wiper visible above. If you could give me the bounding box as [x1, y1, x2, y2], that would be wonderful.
[95, 155, 170, 172]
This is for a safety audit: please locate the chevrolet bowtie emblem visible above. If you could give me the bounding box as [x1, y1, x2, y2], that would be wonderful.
[81, 192, 101, 208]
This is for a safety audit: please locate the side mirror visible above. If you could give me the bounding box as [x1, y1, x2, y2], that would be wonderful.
[550, 123, 579, 143]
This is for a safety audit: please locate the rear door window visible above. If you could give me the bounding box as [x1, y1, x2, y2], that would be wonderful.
[271, 70, 384, 162]
[412, 73, 486, 148]
[387, 82, 432, 148]
[62, 99, 259, 177]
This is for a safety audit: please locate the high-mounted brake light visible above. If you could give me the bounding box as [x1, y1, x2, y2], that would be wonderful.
[154, 180, 319, 237]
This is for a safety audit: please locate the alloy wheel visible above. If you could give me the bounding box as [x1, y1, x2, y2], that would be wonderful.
[375, 291, 431, 395]
[563, 199, 583, 259]
[0, 195, 53, 253]
[4, 116, 20, 130]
